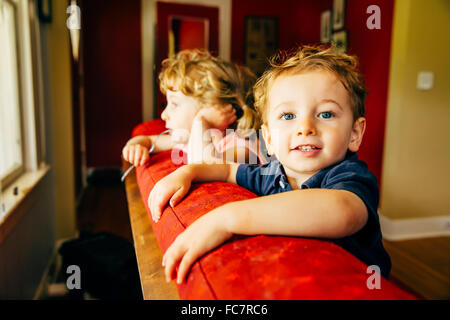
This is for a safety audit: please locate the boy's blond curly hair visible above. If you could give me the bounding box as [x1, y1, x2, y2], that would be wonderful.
[159, 49, 261, 134]
[254, 45, 368, 124]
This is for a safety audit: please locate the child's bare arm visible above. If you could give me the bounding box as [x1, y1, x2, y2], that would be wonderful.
[163, 188, 368, 284]
[148, 163, 239, 222]
[189, 163, 239, 184]
[226, 189, 368, 238]
[122, 134, 174, 166]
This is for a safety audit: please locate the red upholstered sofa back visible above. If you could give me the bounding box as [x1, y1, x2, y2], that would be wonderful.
[133, 119, 416, 299]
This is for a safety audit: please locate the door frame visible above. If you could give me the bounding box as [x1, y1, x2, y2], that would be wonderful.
[141, 0, 231, 121]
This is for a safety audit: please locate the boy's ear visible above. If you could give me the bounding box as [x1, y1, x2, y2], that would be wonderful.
[348, 117, 366, 153]
[261, 124, 273, 156]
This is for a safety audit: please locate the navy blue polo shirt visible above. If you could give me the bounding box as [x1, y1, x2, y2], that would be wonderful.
[236, 153, 391, 278]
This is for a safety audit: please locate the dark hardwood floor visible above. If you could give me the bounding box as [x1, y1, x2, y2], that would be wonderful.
[383, 237, 450, 300]
[76, 170, 133, 243]
[76, 171, 450, 300]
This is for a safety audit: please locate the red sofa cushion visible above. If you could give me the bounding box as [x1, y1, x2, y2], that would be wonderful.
[133, 119, 417, 299]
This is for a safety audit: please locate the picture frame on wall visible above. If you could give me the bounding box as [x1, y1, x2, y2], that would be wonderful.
[332, 30, 348, 53]
[245, 16, 278, 76]
[332, 0, 345, 30]
[320, 10, 331, 43]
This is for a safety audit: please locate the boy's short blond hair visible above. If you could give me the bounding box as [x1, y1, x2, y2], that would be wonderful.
[159, 49, 261, 133]
[254, 45, 368, 124]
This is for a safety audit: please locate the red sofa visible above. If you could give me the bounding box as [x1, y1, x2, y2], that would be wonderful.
[133, 119, 416, 300]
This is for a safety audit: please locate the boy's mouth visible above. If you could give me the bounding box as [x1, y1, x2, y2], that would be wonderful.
[291, 144, 322, 157]
[292, 144, 322, 151]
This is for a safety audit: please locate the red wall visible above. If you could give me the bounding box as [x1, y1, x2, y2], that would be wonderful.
[231, 0, 332, 64]
[179, 20, 207, 51]
[231, 0, 395, 187]
[345, 0, 394, 189]
[82, 0, 142, 167]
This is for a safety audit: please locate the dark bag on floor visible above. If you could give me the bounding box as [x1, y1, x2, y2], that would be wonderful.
[58, 232, 142, 300]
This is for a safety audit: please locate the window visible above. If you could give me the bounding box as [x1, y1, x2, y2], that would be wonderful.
[0, 0, 47, 222]
[0, 0, 24, 189]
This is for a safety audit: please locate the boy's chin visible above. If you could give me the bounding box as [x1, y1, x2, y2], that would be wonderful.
[281, 160, 323, 176]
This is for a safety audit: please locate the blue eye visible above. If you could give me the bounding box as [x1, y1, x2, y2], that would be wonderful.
[318, 111, 333, 119]
[281, 113, 295, 120]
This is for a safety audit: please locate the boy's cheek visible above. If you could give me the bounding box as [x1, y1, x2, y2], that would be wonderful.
[266, 127, 283, 144]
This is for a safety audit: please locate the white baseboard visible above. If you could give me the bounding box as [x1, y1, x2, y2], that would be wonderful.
[379, 213, 450, 241]
[33, 237, 74, 300]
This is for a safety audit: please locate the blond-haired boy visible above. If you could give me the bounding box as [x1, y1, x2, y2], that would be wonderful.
[149, 46, 391, 284]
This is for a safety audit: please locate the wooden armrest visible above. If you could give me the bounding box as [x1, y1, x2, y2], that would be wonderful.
[123, 161, 179, 300]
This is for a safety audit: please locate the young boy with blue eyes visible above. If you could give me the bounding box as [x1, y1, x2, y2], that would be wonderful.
[148, 46, 391, 284]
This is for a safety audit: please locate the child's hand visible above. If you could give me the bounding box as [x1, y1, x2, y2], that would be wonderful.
[148, 167, 193, 222]
[195, 104, 237, 131]
[162, 207, 233, 284]
[122, 144, 150, 167]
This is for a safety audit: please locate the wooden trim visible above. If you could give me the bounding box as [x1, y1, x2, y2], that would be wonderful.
[123, 161, 179, 300]
[1, 164, 25, 191]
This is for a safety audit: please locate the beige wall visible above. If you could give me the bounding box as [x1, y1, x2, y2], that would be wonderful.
[48, 0, 76, 238]
[381, 0, 450, 219]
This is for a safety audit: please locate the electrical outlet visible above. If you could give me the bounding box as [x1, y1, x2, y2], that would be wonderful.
[417, 71, 434, 90]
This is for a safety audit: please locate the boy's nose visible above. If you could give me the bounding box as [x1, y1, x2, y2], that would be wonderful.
[296, 118, 316, 136]
[161, 108, 169, 121]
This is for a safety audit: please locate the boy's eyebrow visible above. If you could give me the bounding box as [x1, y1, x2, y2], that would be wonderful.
[319, 99, 344, 111]
[272, 99, 344, 111]
[272, 101, 295, 111]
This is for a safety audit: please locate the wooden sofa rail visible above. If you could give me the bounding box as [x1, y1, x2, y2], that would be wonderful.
[123, 160, 179, 300]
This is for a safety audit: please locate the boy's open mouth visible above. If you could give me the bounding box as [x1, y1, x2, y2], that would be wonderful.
[292, 144, 322, 152]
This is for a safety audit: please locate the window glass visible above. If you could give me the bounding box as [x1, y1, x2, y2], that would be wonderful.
[0, 0, 23, 181]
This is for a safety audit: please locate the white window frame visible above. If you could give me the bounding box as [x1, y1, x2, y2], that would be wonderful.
[0, 0, 47, 220]
[0, 0, 26, 189]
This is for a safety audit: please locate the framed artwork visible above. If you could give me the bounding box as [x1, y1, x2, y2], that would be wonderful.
[320, 10, 331, 43]
[332, 30, 348, 53]
[332, 0, 345, 30]
[245, 16, 278, 76]
[37, 0, 52, 23]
